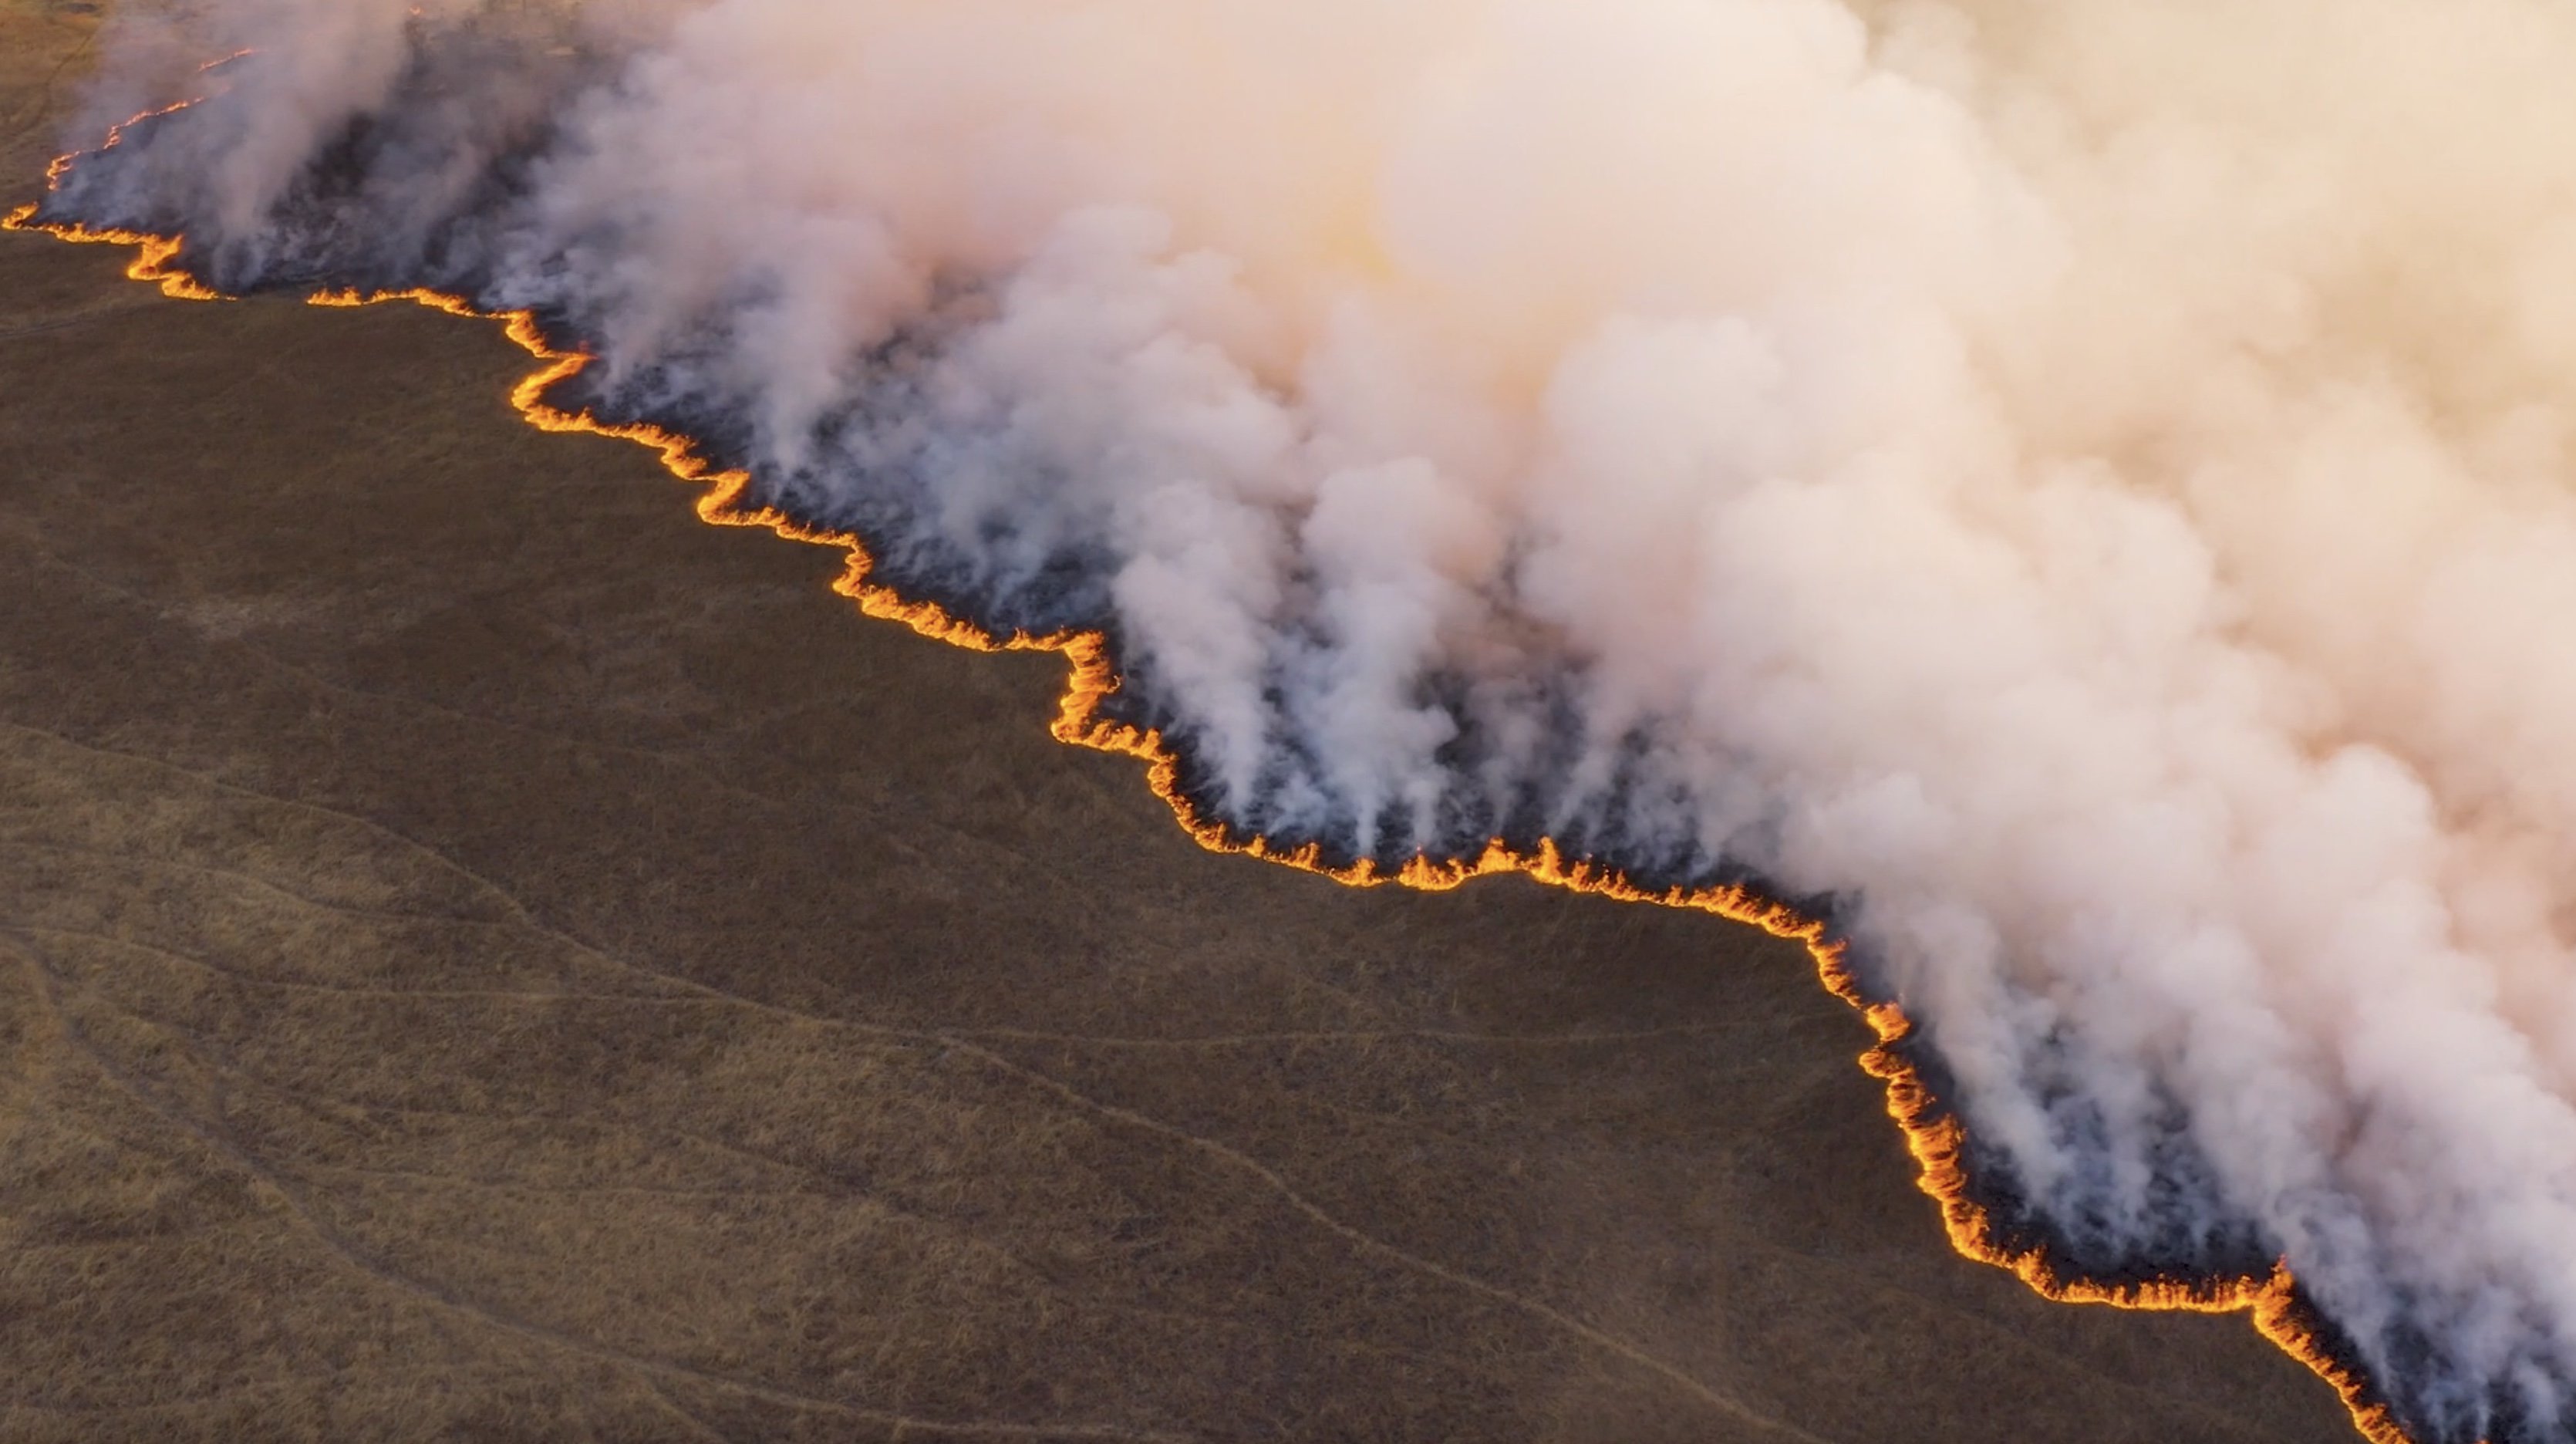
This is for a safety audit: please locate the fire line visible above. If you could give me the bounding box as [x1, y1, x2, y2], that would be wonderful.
[2, 101, 2430, 1444]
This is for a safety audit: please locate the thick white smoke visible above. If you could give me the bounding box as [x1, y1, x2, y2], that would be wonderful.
[42, 2, 2576, 1436]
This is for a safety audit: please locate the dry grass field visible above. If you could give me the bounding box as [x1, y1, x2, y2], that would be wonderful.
[0, 3, 2359, 1439]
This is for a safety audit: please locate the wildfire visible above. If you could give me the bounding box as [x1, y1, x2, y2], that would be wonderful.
[10, 108, 2435, 1444]
[4, 101, 223, 300]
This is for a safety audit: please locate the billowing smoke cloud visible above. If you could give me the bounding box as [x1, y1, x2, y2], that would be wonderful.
[38, 2, 2576, 1436]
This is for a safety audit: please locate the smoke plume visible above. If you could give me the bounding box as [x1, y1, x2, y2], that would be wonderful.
[35, 2, 2576, 1436]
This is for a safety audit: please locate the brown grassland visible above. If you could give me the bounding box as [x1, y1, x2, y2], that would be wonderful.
[0, 2, 2360, 1439]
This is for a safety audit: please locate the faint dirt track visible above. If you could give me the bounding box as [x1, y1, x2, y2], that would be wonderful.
[0, 5, 2357, 1439]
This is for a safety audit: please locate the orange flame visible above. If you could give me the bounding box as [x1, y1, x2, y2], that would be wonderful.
[14, 116, 2443, 1444]
[5, 100, 225, 300]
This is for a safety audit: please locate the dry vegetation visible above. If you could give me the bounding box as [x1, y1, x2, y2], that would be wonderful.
[0, 2, 2357, 1438]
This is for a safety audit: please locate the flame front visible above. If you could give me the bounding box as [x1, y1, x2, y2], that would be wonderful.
[4, 109, 2427, 1444]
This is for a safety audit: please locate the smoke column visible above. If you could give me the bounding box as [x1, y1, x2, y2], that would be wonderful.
[30, 1, 2576, 1437]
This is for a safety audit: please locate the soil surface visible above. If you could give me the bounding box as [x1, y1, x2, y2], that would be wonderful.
[0, 4, 2359, 1439]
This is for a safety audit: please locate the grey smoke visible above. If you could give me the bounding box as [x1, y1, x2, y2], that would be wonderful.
[43, 2, 2576, 1437]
